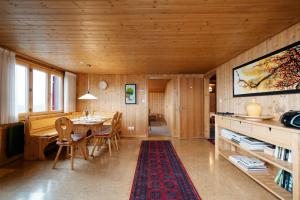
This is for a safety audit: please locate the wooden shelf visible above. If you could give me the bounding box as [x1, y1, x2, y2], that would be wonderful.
[219, 136, 293, 173]
[219, 150, 293, 200]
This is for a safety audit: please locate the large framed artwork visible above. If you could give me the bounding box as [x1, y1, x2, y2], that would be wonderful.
[233, 41, 300, 97]
[125, 84, 137, 104]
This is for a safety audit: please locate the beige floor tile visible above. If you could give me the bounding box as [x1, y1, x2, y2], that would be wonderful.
[0, 138, 278, 200]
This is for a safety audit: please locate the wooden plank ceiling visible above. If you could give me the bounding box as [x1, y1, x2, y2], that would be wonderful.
[0, 0, 299, 74]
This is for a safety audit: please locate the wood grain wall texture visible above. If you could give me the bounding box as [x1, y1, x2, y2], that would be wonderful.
[148, 92, 165, 116]
[179, 77, 204, 138]
[76, 74, 148, 137]
[216, 22, 300, 120]
[164, 80, 177, 137]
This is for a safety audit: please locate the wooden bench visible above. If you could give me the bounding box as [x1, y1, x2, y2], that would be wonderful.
[23, 112, 78, 160]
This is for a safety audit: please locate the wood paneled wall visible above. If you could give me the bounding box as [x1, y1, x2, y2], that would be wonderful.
[164, 80, 177, 137]
[148, 92, 165, 116]
[179, 76, 204, 138]
[77, 74, 204, 138]
[216, 23, 300, 119]
[76, 74, 148, 137]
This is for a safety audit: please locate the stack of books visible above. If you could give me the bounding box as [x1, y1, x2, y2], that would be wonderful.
[275, 147, 292, 163]
[220, 129, 247, 144]
[229, 155, 267, 172]
[275, 169, 292, 192]
[240, 137, 268, 151]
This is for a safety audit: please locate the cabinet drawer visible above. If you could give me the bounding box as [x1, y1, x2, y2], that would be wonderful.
[251, 125, 292, 149]
[216, 117, 230, 129]
[230, 120, 252, 136]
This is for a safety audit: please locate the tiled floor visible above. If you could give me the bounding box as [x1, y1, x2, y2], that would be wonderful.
[149, 123, 170, 137]
[0, 138, 277, 200]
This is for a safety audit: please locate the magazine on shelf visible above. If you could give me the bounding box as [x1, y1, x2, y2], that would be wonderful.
[241, 137, 266, 145]
[229, 155, 267, 172]
[240, 142, 267, 151]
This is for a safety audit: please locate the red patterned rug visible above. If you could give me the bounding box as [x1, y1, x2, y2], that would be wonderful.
[130, 141, 201, 200]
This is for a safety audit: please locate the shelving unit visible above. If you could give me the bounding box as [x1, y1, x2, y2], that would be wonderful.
[215, 115, 300, 200]
[219, 150, 292, 200]
[219, 136, 293, 173]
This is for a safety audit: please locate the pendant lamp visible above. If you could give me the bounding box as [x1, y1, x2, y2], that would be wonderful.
[78, 67, 97, 100]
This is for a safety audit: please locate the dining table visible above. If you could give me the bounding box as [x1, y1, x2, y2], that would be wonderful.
[70, 116, 111, 158]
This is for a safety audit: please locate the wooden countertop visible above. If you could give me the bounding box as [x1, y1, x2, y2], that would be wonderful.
[214, 114, 300, 134]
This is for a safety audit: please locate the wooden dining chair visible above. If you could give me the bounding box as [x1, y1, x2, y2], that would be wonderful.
[52, 117, 87, 170]
[90, 112, 119, 157]
[115, 112, 122, 139]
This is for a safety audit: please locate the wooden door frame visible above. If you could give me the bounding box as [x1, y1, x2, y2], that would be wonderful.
[203, 69, 217, 139]
[146, 75, 179, 138]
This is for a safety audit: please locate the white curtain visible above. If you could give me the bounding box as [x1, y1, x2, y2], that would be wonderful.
[0, 47, 17, 124]
[64, 72, 77, 113]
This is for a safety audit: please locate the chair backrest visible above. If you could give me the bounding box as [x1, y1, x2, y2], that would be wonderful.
[55, 117, 73, 143]
[111, 112, 119, 133]
[116, 112, 122, 130]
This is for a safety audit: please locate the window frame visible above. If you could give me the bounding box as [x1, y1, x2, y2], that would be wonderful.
[16, 58, 64, 116]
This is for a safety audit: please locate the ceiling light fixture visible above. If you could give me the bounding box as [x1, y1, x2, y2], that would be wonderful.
[78, 64, 98, 100]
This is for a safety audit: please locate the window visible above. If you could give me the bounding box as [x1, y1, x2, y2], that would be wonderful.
[15, 64, 29, 114]
[50, 74, 63, 111]
[33, 69, 48, 112]
[14, 59, 64, 114]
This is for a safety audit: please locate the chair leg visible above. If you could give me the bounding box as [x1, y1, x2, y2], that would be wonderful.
[52, 145, 63, 169]
[114, 135, 119, 151]
[108, 138, 112, 156]
[84, 140, 89, 159]
[70, 145, 74, 170]
[79, 144, 87, 160]
[91, 138, 99, 157]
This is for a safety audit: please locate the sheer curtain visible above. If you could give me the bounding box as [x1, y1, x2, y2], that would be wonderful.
[64, 72, 77, 112]
[0, 47, 17, 124]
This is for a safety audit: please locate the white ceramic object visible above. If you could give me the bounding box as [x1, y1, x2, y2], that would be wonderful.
[99, 80, 108, 90]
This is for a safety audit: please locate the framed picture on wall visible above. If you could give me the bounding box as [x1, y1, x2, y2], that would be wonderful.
[233, 41, 300, 97]
[125, 84, 137, 104]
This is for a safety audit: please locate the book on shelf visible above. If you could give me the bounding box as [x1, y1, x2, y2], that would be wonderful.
[229, 155, 267, 172]
[274, 169, 293, 192]
[274, 146, 293, 163]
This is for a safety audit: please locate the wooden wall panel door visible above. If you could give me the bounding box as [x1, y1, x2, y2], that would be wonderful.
[179, 77, 204, 139]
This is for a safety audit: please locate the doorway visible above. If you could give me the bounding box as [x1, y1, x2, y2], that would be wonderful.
[204, 71, 217, 142]
[148, 79, 171, 137]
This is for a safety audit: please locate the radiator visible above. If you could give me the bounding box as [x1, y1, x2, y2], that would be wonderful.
[6, 123, 24, 158]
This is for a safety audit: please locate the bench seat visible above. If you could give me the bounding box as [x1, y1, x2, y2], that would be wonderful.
[24, 113, 76, 160]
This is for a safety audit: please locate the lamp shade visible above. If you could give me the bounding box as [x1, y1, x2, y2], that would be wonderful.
[78, 91, 97, 100]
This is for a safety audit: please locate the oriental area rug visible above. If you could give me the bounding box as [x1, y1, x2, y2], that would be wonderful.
[130, 141, 201, 200]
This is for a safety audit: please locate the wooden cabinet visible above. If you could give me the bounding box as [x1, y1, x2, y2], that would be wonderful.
[215, 115, 300, 200]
